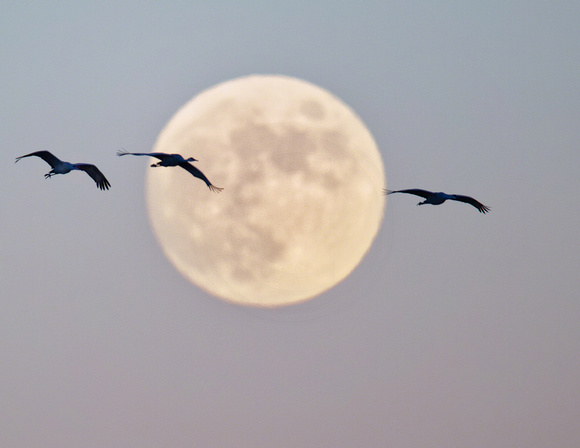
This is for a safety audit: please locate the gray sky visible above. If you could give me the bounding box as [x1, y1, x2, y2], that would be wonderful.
[2, 2, 579, 447]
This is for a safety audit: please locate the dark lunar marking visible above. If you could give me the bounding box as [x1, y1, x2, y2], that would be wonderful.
[320, 129, 346, 152]
[230, 123, 313, 174]
[229, 121, 360, 194]
[244, 164, 265, 182]
[213, 221, 286, 283]
[231, 265, 256, 283]
[316, 129, 353, 188]
[300, 99, 325, 120]
[270, 131, 315, 173]
[322, 172, 341, 190]
[230, 124, 279, 158]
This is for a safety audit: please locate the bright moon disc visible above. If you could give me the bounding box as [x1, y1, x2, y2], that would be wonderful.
[147, 75, 385, 307]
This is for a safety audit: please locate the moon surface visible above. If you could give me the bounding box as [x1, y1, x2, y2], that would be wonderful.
[146, 75, 385, 307]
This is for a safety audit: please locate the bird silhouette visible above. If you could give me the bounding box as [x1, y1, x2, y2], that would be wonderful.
[117, 150, 223, 192]
[384, 188, 490, 213]
[15, 151, 111, 190]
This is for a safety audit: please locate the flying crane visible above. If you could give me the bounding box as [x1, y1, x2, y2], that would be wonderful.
[15, 151, 111, 190]
[384, 189, 490, 213]
[117, 150, 223, 192]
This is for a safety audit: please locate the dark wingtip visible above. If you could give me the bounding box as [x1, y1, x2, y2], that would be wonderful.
[98, 179, 111, 191]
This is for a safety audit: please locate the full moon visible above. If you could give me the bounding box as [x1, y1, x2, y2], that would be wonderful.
[146, 75, 385, 307]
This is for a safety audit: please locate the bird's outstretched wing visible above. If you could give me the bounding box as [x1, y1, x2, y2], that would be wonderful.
[178, 162, 223, 192]
[116, 150, 169, 161]
[451, 195, 490, 213]
[76, 164, 111, 190]
[384, 188, 433, 199]
[15, 151, 62, 168]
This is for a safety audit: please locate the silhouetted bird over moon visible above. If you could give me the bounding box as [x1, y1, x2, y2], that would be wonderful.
[385, 189, 490, 213]
[15, 151, 111, 190]
[117, 150, 223, 192]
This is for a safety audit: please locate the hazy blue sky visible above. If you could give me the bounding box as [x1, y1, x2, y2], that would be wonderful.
[2, 2, 579, 447]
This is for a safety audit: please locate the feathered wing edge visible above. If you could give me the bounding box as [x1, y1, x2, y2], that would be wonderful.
[179, 163, 223, 192]
[452, 195, 490, 213]
[116, 150, 167, 160]
[15, 151, 62, 167]
[76, 164, 111, 190]
[383, 188, 432, 199]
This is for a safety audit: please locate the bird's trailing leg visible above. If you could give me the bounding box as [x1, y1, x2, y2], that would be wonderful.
[44, 171, 55, 179]
[417, 201, 425, 206]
